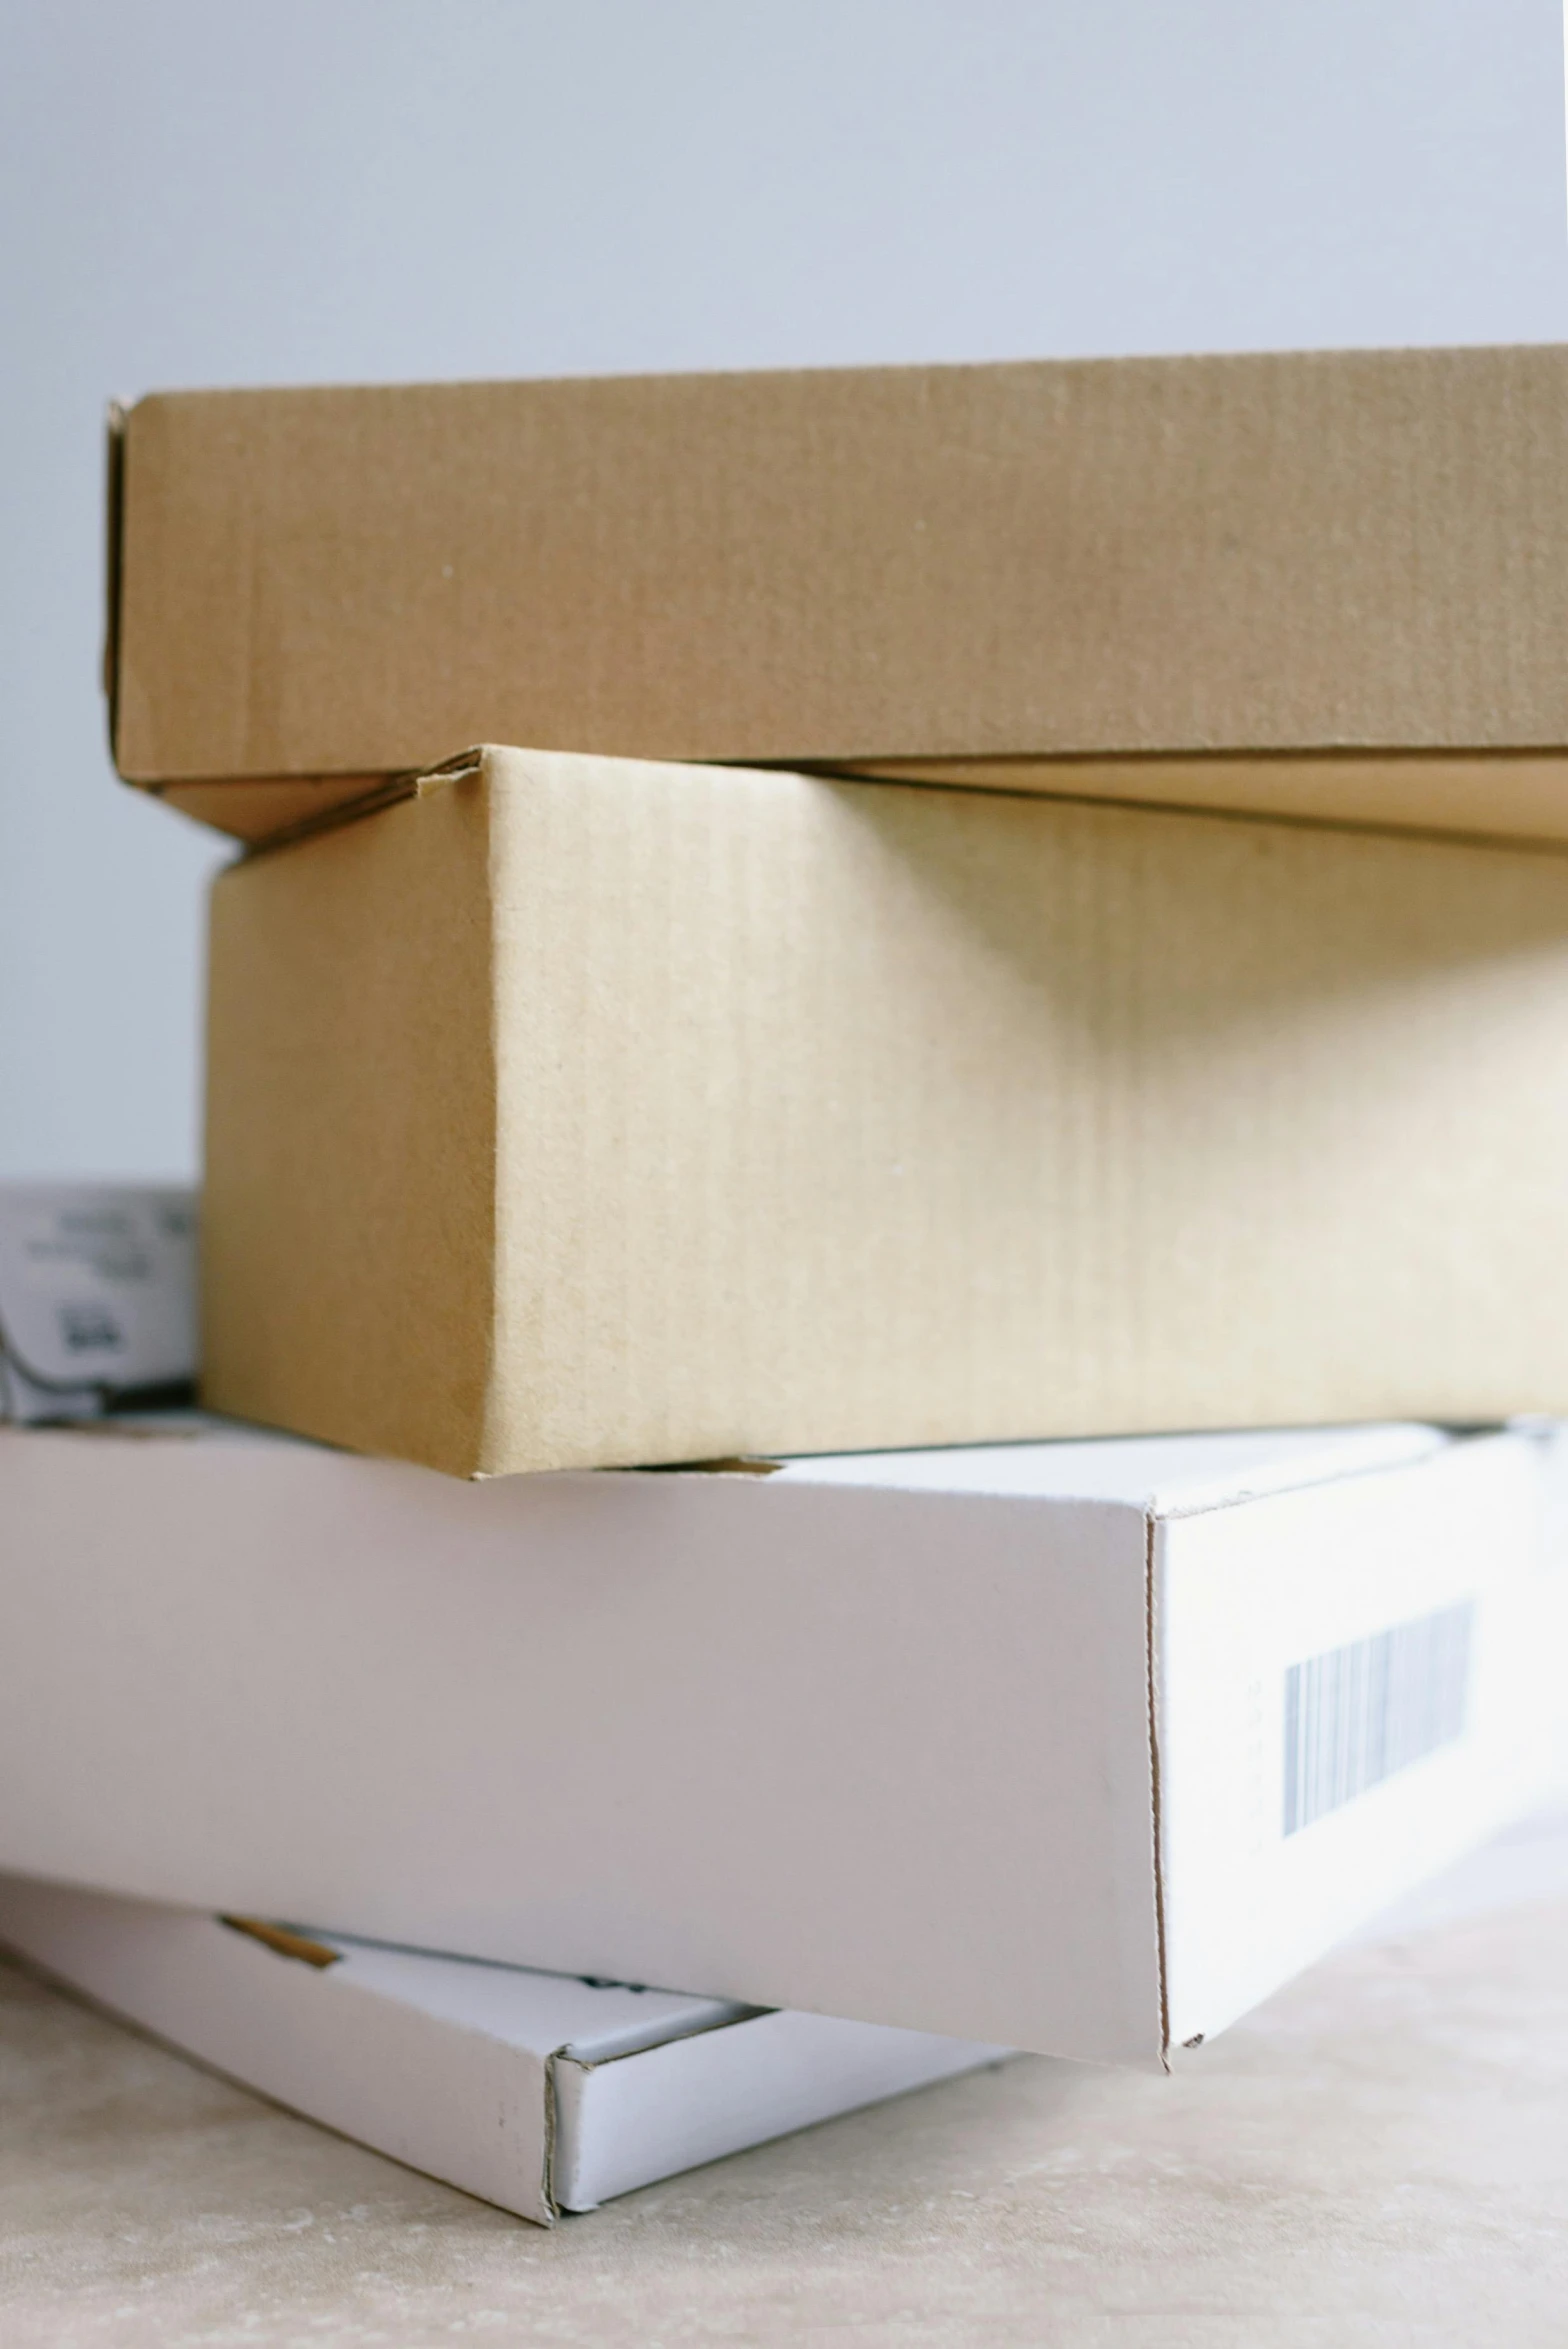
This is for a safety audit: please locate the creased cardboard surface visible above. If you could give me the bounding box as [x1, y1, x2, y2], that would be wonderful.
[203, 774, 498, 1478]
[203, 748, 1568, 1479]
[113, 347, 1568, 838]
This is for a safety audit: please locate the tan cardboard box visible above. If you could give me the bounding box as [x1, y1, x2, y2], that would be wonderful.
[111, 345, 1568, 847]
[204, 747, 1568, 1477]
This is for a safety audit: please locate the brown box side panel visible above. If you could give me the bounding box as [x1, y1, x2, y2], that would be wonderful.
[115, 346, 1568, 793]
[206, 751, 1568, 1478]
[201, 772, 499, 1476]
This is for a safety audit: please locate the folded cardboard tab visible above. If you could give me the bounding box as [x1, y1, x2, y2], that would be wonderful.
[0, 1413, 1558, 2061]
[109, 345, 1568, 844]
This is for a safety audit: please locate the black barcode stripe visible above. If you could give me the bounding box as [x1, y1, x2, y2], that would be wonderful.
[1282, 1601, 1473, 1837]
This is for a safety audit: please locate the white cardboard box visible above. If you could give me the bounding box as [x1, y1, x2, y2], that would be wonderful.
[0, 1416, 1557, 2062]
[0, 1183, 196, 1421]
[0, 1876, 1005, 2223]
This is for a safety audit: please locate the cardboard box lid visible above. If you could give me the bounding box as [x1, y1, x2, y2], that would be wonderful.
[108, 346, 1568, 818]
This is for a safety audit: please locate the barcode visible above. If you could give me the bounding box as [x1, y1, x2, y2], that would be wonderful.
[1282, 1601, 1473, 1837]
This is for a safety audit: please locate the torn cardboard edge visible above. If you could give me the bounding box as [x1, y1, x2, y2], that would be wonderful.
[102, 402, 125, 742]
[1144, 1513, 1171, 2067]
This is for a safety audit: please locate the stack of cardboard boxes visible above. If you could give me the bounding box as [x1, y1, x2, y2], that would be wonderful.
[121, 346, 1568, 1473]
[5, 343, 1568, 2221]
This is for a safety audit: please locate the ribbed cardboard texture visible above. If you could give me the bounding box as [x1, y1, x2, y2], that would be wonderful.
[111, 345, 1568, 845]
[203, 747, 1568, 1478]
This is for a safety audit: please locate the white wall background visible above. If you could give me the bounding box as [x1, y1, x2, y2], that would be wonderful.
[1, 0, 1564, 1178]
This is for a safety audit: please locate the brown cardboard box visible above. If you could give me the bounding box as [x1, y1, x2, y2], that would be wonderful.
[203, 747, 1568, 1478]
[111, 346, 1568, 848]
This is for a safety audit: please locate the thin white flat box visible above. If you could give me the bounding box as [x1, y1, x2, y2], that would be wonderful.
[0, 1877, 1004, 2223]
[0, 1417, 1557, 2062]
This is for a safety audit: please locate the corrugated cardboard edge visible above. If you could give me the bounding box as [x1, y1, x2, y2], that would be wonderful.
[1145, 1511, 1172, 2071]
[542, 2050, 562, 2223]
[103, 403, 126, 766]
[146, 748, 1568, 860]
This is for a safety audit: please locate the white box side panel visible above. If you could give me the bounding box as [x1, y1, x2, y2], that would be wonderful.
[1157, 1433, 1549, 2046]
[0, 1875, 553, 2222]
[553, 2011, 1011, 2211]
[0, 1431, 1159, 2060]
